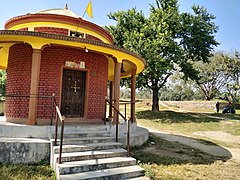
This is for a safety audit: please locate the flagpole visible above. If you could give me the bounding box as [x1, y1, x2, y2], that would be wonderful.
[74, 11, 86, 36]
[75, 0, 92, 36]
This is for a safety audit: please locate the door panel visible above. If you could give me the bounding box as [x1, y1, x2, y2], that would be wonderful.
[61, 69, 86, 118]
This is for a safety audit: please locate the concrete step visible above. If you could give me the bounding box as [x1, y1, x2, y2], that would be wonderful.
[53, 142, 123, 153]
[57, 157, 136, 175]
[63, 125, 108, 133]
[55, 148, 127, 163]
[127, 177, 150, 180]
[59, 165, 144, 180]
[54, 131, 111, 138]
[51, 136, 123, 145]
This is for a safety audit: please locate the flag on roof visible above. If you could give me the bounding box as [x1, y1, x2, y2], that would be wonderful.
[86, 0, 93, 18]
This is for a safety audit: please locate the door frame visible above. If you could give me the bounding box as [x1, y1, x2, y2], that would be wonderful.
[59, 66, 89, 120]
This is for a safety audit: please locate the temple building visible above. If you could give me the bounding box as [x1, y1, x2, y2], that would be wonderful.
[0, 5, 145, 125]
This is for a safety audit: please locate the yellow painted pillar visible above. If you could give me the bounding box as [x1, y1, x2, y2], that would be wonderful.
[113, 62, 121, 124]
[131, 68, 137, 122]
[27, 49, 41, 125]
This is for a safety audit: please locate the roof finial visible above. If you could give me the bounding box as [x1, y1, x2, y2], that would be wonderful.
[64, 3, 68, 10]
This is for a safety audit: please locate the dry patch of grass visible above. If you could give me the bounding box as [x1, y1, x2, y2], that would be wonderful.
[133, 134, 240, 180]
[134, 100, 240, 179]
[163, 100, 216, 113]
[136, 110, 240, 137]
[140, 160, 240, 180]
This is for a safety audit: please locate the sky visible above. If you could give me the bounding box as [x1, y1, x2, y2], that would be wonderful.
[0, 0, 239, 52]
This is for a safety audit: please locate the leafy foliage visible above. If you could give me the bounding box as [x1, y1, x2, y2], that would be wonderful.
[224, 50, 240, 104]
[192, 52, 229, 100]
[107, 0, 219, 111]
[0, 70, 6, 96]
[159, 71, 205, 101]
[191, 51, 240, 102]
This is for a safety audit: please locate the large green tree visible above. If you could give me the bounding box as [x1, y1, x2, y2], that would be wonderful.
[224, 51, 240, 104]
[192, 52, 229, 100]
[107, 0, 218, 111]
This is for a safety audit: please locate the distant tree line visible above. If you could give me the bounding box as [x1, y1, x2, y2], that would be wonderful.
[120, 50, 240, 104]
[192, 50, 240, 103]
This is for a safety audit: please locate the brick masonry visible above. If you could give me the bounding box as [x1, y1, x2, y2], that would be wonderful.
[6, 44, 32, 118]
[34, 27, 69, 36]
[18, 27, 28, 31]
[86, 34, 102, 42]
[6, 44, 108, 121]
[20, 27, 104, 42]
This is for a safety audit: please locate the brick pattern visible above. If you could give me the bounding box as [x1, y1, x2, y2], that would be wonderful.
[6, 45, 108, 121]
[39, 46, 108, 120]
[34, 27, 69, 36]
[5, 14, 114, 44]
[86, 34, 102, 42]
[18, 27, 28, 31]
[5, 44, 32, 118]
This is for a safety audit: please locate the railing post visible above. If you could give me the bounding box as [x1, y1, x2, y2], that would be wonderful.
[54, 115, 59, 146]
[124, 103, 127, 120]
[50, 93, 55, 126]
[106, 99, 130, 144]
[116, 118, 118, 142]
[127, 118, 130, 156]
[104, 97, 107, 125]
[59, 116, 65, 164]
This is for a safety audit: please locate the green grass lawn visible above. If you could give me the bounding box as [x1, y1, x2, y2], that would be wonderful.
[1, 100, 240, 179]
[132, 134, 240, 180]
[0, 162, 56, 180]
[136, 110, 240, 136]
[133, 100, 240, 179]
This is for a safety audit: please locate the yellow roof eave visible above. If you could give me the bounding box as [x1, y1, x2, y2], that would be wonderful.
[8, 21, 111, 44]
[0, 31, 145, 79]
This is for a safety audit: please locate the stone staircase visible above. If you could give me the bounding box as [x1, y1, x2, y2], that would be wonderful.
[50, 126, 148, 180]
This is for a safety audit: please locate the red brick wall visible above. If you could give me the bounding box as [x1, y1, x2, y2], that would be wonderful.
[34, 27, 69, 36]
[5, 44, 108, 121]
[86, 34, 102, 42]
[18, 28, 28, 31]
[5, 44, 32, 118]
[39, 46, 108, 120]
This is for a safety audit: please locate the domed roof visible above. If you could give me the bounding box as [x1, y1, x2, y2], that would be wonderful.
[36, 4, 80, 18]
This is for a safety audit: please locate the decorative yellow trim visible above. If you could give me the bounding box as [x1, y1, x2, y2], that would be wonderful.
[0, 43, 13, 69]
[0, 34, 145, 80]
[9, 22, 111, 44]
[105, 55, 115, 81]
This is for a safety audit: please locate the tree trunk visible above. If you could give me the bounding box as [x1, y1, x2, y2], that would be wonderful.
[152, 88, 159, 112]
[206, 96, 211, 100]
[205, 93, 214, 100]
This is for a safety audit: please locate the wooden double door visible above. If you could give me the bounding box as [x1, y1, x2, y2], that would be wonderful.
[61, 69, 86, 118]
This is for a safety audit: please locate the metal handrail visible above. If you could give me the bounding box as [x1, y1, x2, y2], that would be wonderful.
[3, 93, 65, 163]
[105, 99, 140, 121]
[52, 94, 65, 164]
[105, 99, 131, 156]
